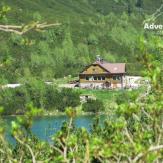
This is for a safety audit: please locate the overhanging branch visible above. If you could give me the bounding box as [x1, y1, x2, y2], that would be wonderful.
[0, 22, 61, 35]
[133, 145, 163, 163]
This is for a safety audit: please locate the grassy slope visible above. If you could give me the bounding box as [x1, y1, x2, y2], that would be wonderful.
[79, 89, 122, 101]
[78, 88, 142, 102]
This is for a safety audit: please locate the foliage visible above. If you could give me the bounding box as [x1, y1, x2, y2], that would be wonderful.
[116, 89, 140, 104]
[0, 82, 80, 115]
[0, 86, 29, 115]
[0, 2, 162, 162]
[45, 87, 80, 112]
[1, 0, 163, 83]
[79, 88, 143, 102]
[0, 35, 162, 162]
[82, 99, 105, 113]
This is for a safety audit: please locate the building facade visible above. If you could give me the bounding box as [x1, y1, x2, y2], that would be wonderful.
[79, 60, 126, 89]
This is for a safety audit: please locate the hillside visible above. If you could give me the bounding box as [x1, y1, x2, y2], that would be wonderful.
[3, 0, 162, 17]
[0, 0, 163, 83]
[3, 0, 163, 22]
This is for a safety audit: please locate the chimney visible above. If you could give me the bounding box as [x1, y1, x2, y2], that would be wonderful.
[96, 55, 101, 62]
[96, 55, 103, 63]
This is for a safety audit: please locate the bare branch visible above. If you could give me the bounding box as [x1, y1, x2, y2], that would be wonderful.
[51, 145, 64, 155]
[0, 22, 61, 35]
[124, 127, 135, 146]
[0, 25, 22, 29]
[0, 27, 22, 35]
[133, 145, 163, 163]
[15, 136, 36, 163]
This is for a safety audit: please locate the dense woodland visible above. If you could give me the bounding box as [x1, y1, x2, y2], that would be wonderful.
[0, 0, 162, 114]
[0, 1, 162, 162]
[0, 0, 162, 84]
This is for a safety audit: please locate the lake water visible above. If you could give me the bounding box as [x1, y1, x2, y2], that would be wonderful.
[4, 115, 107, 145]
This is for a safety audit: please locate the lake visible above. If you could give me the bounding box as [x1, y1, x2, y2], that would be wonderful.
[4, 115, 107, 145]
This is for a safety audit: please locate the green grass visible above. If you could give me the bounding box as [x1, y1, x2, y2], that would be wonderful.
[78, 88, 143, 102]
[79, 89, 121, 101]
[53, 76, 78, 84]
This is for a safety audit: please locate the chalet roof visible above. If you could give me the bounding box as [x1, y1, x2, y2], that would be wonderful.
[81, 61, 126, 74]
[94, 61, 126, 74]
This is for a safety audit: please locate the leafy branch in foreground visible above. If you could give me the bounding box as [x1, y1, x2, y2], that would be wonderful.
[0, 5, 61, 35]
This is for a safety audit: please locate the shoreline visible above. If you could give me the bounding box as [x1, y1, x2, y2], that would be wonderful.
[2, 111, 108, 118]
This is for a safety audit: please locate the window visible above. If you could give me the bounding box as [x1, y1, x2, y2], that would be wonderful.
[102, 76, 105, 80]
[113, 76, 121, 80]
[86, 76, 89, 80]
[113, 76, 116, 80]
[117, 76, 121, 80]
[94, 76, 97, 80]
[98, 76, 101, 80]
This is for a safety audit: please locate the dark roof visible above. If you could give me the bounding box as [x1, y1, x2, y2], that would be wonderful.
[81, 61, 126, 74]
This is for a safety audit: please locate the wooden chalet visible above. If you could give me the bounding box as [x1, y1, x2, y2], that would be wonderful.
[79, 57, 126, 89]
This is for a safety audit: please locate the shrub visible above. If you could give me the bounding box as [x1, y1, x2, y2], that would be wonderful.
[0, 87, 28, 115]
[44, 85, 59, 110]
[82, 99, 104, 113]
[116, 90, 139, 105]
[56, 88, 80, 112]
[0, 83, 81, 115]
[45, 87, 80, 111]
[24, 79, 46, 108]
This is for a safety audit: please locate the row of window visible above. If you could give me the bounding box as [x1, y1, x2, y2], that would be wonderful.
[112, 76, 121, 80]
[85, 76, 121, 81]
[86, 76, 105, 81]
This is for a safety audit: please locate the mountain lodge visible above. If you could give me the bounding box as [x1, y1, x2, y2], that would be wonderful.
[79, 56, 126, 89]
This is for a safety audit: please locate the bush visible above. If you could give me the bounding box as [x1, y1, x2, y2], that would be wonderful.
[0, 83, 81, 115]
[24, 79, 46, 108]
[116, 90, 139, 105]
[45, 87, 80, 111]
[0, 87, 28, 115]
[82, 99, 104, 113]
[24, 82, 81, 112]
[44, 85, 59, 110]
[56, 88, 80, 112]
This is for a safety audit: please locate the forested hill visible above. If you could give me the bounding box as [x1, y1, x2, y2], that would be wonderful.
[3, 0, 163, 21]
[0, 0, 162, 83]
[3, 0, 163, 23]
